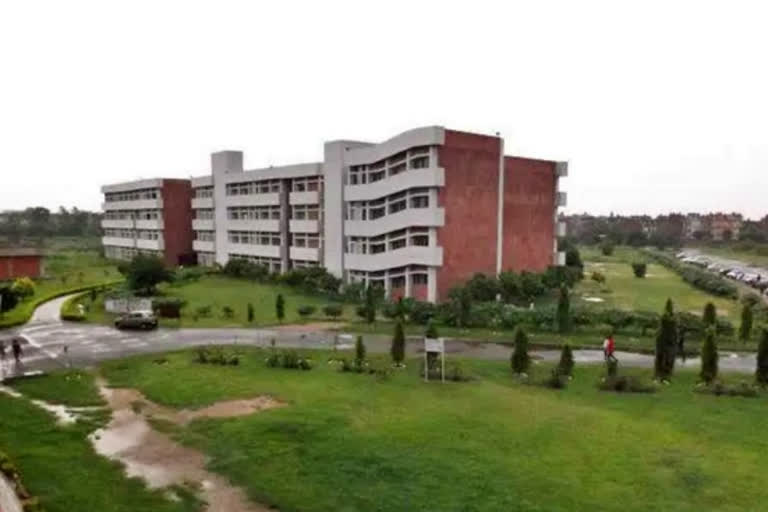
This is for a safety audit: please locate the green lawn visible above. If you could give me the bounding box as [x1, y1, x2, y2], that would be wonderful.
[0, 250, 120, 327]
[99, 347, 768, 512]
[576, 260, 738, 317]
[0, 372, 201, 512]
[81, 274, 354, 328]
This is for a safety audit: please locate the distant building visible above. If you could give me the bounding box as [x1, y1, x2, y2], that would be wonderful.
[102, 126, 569, 302]
[0, 248, 44, 280]
[709, 213, 742, 241]
[100, 179, 194, 265]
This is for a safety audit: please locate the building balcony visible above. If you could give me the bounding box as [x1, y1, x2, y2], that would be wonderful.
[555, 192, 568, 207]
[192, 219, 214, 231]
[224, 193, 280, 207]
[101, 236, 135, 248]
[345, 246, 443, 272]
[556, 221, 567, 238]
[289, 219, 319, 233]
[226, 243, 280, 258]
[136, 238, 164, 251]
[226, 219, 280, 232]
[135, 219, 164, 230]
[289, 191, 319, 205]
[193, 240, 215, 253]
[344, 167, 445, 202]
[290, 246, 320, 261]
[345, 207, 444, 237]
[191, 197, 214, 209]
[102, 197, 163, 211]
[555, 162, 569, 178]
[101, 218, 134, 229]
[553, 251, 566, 266]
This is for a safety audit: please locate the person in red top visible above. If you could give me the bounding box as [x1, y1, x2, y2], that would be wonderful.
[603, 333, 617, 363]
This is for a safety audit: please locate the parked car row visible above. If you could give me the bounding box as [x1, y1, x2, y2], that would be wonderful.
[676, 251, 768, 295]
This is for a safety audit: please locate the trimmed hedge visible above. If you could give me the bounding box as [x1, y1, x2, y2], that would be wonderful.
[642, 250, 738, 299]
[0, 280, 122, 328]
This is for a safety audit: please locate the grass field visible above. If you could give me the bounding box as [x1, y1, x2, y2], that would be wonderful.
[576, 260, 737, 317]
[97, 347, 768, 512]
[0, 250, 120, 327]
[0, 371, 201, 512]
[81, 274, 354, 328]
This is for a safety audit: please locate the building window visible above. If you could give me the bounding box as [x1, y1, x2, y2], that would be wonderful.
[411, 273, 428, 285]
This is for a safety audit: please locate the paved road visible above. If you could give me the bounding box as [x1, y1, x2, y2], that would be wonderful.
[0, 295, 760, 378]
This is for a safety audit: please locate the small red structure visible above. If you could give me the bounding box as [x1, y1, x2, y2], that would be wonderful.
[0, 248, 44, 281]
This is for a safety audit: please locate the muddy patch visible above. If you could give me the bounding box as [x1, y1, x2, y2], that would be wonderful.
[91, 379, 280, 511]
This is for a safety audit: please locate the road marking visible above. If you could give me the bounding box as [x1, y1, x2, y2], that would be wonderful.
[22, 324, 59, 334]
[19, 334, 59, 360]
[91, 346, 114, 354]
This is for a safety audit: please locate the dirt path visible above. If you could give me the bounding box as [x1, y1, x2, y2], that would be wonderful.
[91, 378, 281, 512]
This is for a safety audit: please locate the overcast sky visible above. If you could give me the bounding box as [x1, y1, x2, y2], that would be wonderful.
[1, 1, 766, 218]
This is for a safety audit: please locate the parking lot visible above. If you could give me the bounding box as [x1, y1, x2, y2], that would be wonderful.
[678, 248, 768, 297]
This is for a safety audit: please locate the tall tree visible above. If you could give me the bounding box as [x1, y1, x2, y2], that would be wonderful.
[557, 343, 574, 377]
[654, 299, 678, 381]
[739, 304, 753, 342]
[364, 284, 377, 324]
[275, 294, 285, 323]
[556, 285, 571, 333]
[700, 327, 718, 384]
[119, 254, 173, 295]
[391, 322, 405, 365]
[355, 335, 366, 365]
[703, 302, 717, 328]
[510, 327, 530, 375]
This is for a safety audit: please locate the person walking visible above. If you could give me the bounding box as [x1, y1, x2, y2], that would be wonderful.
[603, 333, 617, 364]
[11, 337, 22, 365]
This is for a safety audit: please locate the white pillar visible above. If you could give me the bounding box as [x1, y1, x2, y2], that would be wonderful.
[427, 266, 437, 303]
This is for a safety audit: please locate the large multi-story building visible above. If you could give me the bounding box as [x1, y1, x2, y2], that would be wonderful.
[101, 178, 193, 265]
[102, 126, 568, 302]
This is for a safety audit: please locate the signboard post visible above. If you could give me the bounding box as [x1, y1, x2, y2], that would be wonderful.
[424, 337, 445, 383]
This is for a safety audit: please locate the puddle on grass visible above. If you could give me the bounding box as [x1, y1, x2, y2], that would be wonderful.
[0, 386, 100, 425]
[90, 379, 280, 512]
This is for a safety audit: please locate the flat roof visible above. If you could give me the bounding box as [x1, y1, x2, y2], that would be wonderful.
[0, 248, 44, 257]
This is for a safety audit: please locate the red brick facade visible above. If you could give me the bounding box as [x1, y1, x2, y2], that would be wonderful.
[435, 130, 502, 301]
[0, 255, 42, 280]
[501, 156, 556, 272]
[161, 180, 193, 266]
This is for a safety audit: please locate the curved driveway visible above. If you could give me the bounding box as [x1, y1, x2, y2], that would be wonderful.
[1, 294, 760, 375]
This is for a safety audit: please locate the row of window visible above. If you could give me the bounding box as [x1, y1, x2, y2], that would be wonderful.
[346, 188, 431, 221]
[194, 186, 213, 198]
[226, 231, 322, 248]
[104, 246, 162, 260]
[228, 231, 282, 246]
[348, 146, 432, 185]
[228, 205, 281, 221]
[292, 176, 322, 192]
[227, 254, 282, 273]
[346, 227, 430, 255]
[104, 229, 163, 240]
[194, 209, 214, 220]
[198, 252, 216, 266]
[104, 210, 163, 221]
[105, 188, 159, 202]
[348, 264, 429, 287]
[226, 179, 281, 196]
[292, 204, 320, 221]
[195, 231, 215, 242]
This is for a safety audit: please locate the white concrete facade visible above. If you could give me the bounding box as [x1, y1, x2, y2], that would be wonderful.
[104, 125, 569, 304]
[101, 179, 169, 261]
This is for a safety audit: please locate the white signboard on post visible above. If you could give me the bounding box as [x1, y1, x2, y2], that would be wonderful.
[424, 337, 445, 383]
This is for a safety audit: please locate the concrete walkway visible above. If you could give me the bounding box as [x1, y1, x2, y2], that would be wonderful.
[0, 294, 760, 375]
[0, 468, 23, 512]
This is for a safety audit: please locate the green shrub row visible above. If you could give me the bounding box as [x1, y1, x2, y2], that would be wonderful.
[265, 349, 312, 370]
[642, 250, 739, 299]
[0, 450, 44, 511]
